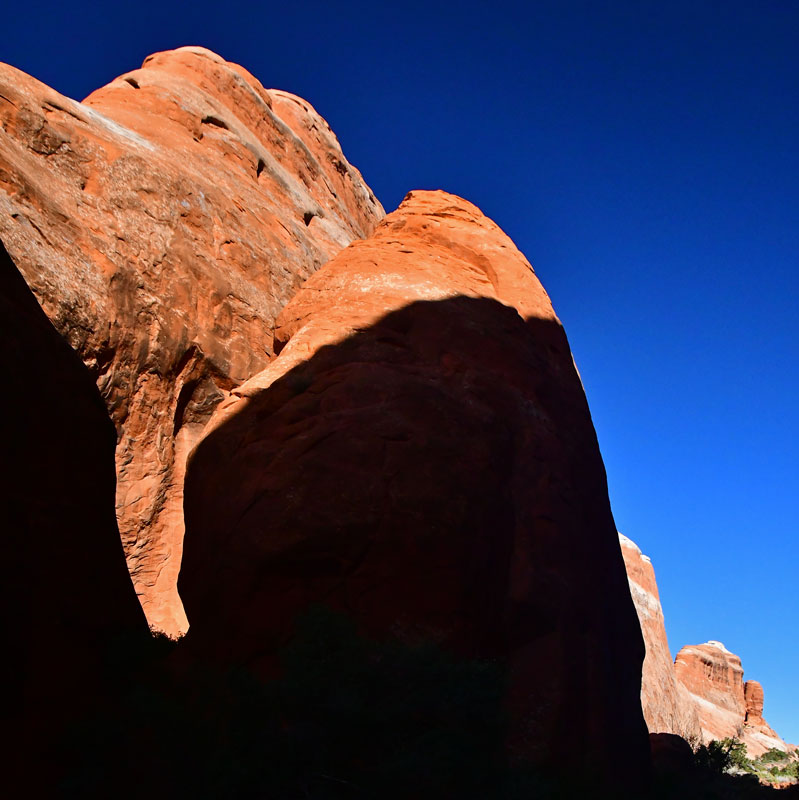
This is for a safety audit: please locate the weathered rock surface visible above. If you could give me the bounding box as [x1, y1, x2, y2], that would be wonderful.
[0, 46, 383, 634]
[0, 239, 148, 790]
[180, 190, 650, 778]
[620, 536, 793, 758]
[619, 534, 701, 740]
[743, 680, 792, 756]
[675, 641, 792, 756]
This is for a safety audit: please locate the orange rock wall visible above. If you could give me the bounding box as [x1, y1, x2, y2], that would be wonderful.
[180, 190, 650, 780]
[619, 534, 701, 741]
[0, 47, 383, 634]
[620, 535, 793, 757]
[675, 642, 791, 756]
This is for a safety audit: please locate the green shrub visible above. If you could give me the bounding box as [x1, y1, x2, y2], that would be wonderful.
[693, 738, 750, 775]
[757, 747, 789, 764]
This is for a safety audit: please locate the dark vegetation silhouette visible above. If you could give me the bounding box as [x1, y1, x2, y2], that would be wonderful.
[693, 738, 750, 774]
[692, 740, 799, 785]
[650, 733, 799, 800]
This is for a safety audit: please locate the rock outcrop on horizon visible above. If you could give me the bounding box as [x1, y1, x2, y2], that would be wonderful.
[0, 46, 383, 634]
[744, 680, 792, 756]
[675, 641, 792, 757]
[675, 641, 747, 742]
[0, 240, 148, 791]
[180, 189, 650, 779]
[619, 534, 701, 741]
[620, 535, 793, 758]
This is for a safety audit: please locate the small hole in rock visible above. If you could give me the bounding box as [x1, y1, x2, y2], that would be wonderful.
[256, 159, 265, 178]
[124, 77, 140, 89]
[303, 211, 315, 226]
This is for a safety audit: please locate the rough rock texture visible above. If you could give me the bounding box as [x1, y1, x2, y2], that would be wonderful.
[0, 239, 148, 790]
[0, 46, 383, 634]
[180, 190, 650, 779]
[620, 537, 793, 757]
[675, 641, 791, 756]
[743, 680, 792, 756]
[619, 534, 701, 740]
[675, 641, 746, 744]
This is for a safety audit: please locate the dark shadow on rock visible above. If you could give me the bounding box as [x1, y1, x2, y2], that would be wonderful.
[0, 239, 149, 793]
[180, 294, 650, 787]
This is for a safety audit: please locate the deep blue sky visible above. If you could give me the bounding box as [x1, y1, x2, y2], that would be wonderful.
[5, 1, 797, 743]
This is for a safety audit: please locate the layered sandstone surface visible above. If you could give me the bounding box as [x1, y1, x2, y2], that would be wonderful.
[0, 47, 383, 634]
[620, 535, 792, 757]
[675, 641, 792, 756]
[619, 534, 701, 740]
[675, 641, 747, 743]
[744, 680, 791, 756]
[0, 241, 148, 790]
[180, 190, 650, 778]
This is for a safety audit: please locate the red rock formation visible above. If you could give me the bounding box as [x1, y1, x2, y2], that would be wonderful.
[675, 641, 792, 757]
[743, 680, 793, 756]
[675, 641, 746, 744]
[745, 680, 766, 725]
[0, 47, 383, 634]
[619, 536, 794, 758]
[0, 240, 148, 791]
[180, 190, 650, 779]
[619, 534, 701, 741]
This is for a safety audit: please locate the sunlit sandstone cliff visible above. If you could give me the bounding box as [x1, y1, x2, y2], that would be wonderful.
[0, 46, 384, 634]
[620, 534, 792, 758]
[619, 534, 701, 741]
[675, 641, 792, 757]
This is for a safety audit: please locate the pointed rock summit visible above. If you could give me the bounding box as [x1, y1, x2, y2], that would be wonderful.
[0, 46, 384, 634]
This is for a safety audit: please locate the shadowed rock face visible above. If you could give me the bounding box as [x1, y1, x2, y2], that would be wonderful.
[620, 534, 701, 740]
[0, 240, 148, 790]
[180, 190, 649, 779]
[0, 46, 383, 634]
[675, 641, 792, 756]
